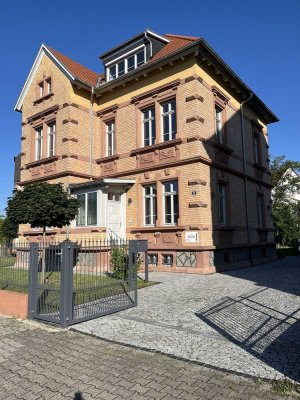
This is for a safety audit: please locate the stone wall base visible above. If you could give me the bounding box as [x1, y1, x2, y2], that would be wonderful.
[143, 244, 277, 274]
[0, 290, 28, 319]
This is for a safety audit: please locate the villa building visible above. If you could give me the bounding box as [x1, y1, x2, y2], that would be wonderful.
[14, 30, 279, 273]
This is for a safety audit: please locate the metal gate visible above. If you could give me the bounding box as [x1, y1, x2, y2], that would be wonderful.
[28, 239, 147, 327]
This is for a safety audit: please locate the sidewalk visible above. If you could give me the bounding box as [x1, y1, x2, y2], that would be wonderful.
[0, 316, 296, 400]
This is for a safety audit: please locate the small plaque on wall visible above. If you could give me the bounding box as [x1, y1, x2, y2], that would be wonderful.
[185, 231, 199, 243]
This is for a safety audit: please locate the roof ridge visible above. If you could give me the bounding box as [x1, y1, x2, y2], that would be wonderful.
[164, 33, 200, 41]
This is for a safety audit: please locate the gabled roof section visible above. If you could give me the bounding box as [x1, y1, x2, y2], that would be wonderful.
[14, 44, 99, 112]
[48, 47, 99, 86]
[150, 34, 200, 62]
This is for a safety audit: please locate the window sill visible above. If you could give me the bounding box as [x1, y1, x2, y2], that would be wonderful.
[25, 155, 58, 169]
[130, 226, 185, 232]
[257, 227, 268, 231]
[96, 154, 120, 164]
[33, 92, 54, 105]
[213, 141, 233, 154]
[130, 138, 182, 156]
[253, 162, 266, 171]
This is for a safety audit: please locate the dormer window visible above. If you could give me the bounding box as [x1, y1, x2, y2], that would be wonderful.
[106, 48, 146, 81]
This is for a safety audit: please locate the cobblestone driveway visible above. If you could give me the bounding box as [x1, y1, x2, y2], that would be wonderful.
[0, 316, 296, 399]
[75, 257, 300, 382]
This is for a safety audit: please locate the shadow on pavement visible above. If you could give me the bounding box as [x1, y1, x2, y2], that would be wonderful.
[196, 258, 300, 382]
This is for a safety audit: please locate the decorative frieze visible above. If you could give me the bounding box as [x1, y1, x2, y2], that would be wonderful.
[30, 161, 57, 177]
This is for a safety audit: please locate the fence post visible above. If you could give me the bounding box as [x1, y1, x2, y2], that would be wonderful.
[28, 242, 39, 320]
[60, 240, 74, 328]
[128, 240, 138, 306]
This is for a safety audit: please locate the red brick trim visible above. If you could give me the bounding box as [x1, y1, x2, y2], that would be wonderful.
[18, 171, 98, 185]
[96, 154, 120, 164]
[189, 202, 208, 208]
[131, 79, 181, 104]
[188, 179, 207, 186]
[186, 94, 204, 103]
[27, 105, 59, 123]
[25, 155, 58, 169]
[96, 154, 273, 188]
[186, 115, 205, 123]
[130, 138, 182, 156]
[62, 137, 78, 143]
[96, 103, 119, 117]
[211, 85, 230, 104]
[33, 92, 54, 105]
[62, 118, 79, 125]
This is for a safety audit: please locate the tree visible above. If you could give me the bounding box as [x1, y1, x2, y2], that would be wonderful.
[6, 183, 81, 280]
[0, 216, 18, 242]
[270, 156, 300, 246]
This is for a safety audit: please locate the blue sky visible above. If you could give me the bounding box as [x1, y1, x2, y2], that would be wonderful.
[0, 0, 299, 215]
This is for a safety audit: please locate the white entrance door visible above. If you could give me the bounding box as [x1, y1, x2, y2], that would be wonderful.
[106, 191, 125, 239]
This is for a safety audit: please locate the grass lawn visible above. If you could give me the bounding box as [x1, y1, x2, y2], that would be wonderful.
[276, 246, 299, 257]
[0, 264, 157, 304]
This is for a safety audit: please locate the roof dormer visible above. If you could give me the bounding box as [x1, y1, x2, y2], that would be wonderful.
[99, 30, 169, 82]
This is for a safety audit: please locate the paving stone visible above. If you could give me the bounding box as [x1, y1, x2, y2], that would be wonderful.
[74, 256, 300, 382]
[0, 256, 299, 400]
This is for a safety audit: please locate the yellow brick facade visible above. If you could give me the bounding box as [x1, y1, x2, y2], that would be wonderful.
[15, 45, 277, 274]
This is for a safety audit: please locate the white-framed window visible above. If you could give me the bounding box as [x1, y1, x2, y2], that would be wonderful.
[218, 182, 227, 225]
[163, 180, 179, 225]
[106, 48, 145, 81]
[144, 184, 157, 226]
[35, 127, 43, 160]
[257, 193, 264, 228]
[46, 78, 52, 94]
[161, 100, 176, 142]
[76, 192, 98, 226]
[47, 122, 56, 157]
[142, 107, 156, 147]
[106, 121, 115, 156]
[38, 82, 44, 98]
[253, 133, 260, 163]
[215, 105, 223, 143]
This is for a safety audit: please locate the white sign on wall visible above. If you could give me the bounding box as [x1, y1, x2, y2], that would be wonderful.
[185, 231, 199, 243]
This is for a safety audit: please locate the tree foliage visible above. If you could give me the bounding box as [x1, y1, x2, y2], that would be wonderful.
[0, 216, 18, 242]
[270, 156, 300, 246]
[6, 183, 81, 234]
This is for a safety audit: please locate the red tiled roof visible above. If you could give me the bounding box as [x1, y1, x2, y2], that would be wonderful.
[150, 34, 200, 62]
[45, 34, 199, 87]
[47, 46, 100, 87]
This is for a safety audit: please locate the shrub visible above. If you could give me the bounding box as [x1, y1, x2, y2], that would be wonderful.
[111, 243, 141, 280]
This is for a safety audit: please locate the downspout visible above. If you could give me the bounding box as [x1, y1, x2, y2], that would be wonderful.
[66, 184, 70, 240]
[144, 30, 153, 58]
[240, 91, 253, 258]
[89, 86, 95, 178]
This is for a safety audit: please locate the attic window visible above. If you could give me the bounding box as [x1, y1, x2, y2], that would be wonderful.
[106, 48, 146, 81]
[37, 76, 52, 99]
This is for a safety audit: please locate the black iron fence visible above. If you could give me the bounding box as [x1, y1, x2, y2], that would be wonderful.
[27, 239, 147, 327]
[0, 238, 147, 327]
[0, 242, 30, 293]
